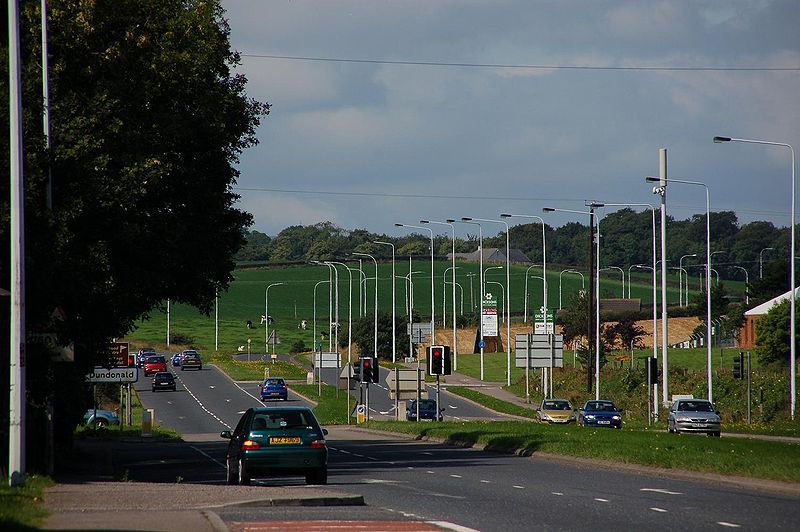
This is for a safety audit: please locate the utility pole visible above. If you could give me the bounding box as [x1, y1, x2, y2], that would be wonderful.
[587, 207, 595, 394]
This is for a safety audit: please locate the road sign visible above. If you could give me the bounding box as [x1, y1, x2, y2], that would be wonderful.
[514, 334, 564, 368]
[86, 367, 139, 383]
[108, 342, 129, 367]
[385, 368, 423, 400]
[314, 352, 341, 368]
[407, 323, 431, 344]
[356, 404, 366, 424]
[482, 292, 498, 337]
[534, 310, 555, 334]
[267, 331, 281, 345]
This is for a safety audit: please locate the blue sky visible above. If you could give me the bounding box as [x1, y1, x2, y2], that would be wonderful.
[222, 0, 799, 240]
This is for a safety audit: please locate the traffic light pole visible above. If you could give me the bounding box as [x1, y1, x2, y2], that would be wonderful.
[436, 375, 440, 422]
[747, 351, 751, 425]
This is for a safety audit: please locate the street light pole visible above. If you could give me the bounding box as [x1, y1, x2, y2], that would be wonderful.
[463, 217, 512, 386]
[559, 269, 585, 309]
[353, 252, 379, 360]
[715, 135, 795, 419]
[422, 219, 458, 370]
[454, 219, 485, 380]
[759, 247, 774, 280]
[732, 265, 750, 304]
[600, 266, 624, 298]
[647, 175, 713, 403]
[680, 253, 698, 307]
[374, 241, 396, 363]
[265, 283, 285, 356]
[395, 224, 435, 352]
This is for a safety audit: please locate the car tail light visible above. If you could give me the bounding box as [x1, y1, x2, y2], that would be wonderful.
[281, 385, 287, 389]
[261, 386, 266, 391]
[241, 440, 260, 450]
[310, 439, 326, 449]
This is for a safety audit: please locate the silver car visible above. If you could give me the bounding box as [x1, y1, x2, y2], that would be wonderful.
[668, 399, 721, 437]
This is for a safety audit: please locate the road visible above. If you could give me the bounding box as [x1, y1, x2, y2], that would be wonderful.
[132, 363, 800, 531]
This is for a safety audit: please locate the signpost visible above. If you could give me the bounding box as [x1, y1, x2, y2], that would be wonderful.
[86, 367, 139, 384]
[385, 368, 424, 401]
[515, 333, 563, 402]
[534, 310, 555, 335]
[482, 292, 498, 337]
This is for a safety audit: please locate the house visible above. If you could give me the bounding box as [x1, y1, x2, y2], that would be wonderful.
[448, 247, 532, 264]
[739, 287, 800, 349]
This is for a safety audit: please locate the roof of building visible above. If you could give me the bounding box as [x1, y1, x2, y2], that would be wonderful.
[448, 247, 532, 264]
[744, 287, 800, 317]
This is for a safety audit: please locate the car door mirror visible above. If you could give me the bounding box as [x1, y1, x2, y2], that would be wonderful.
[322, 428, 328, 435]
[220, 430, 232, 439]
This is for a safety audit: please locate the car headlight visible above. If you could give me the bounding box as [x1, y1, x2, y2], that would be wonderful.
[585, 414, 595, 420]
[612, 415, 621, 420]
[540, 413, 551, 421]
[569, 413, 576, 420]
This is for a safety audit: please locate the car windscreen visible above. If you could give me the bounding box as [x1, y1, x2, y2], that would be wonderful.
[416, 400, 436, 410]
[680, 401, 714, 412]
[586, 402, 615, 411]
[544, 401, 571, 410]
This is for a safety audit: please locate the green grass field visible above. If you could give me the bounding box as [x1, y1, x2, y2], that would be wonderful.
[126, 262, 712, 354]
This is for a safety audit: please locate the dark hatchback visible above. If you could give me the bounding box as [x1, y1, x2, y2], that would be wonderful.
[180, 352, 202, 371]
[152, 372, 176, 392]
[406, 399, 444, 421]
[221, 406, 328, 485]
[578, 400, 622, 429]
[260, 377, 288, 401]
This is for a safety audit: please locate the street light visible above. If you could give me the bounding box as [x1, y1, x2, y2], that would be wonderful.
[715, 135, 795, 419]
[463, 217, 513, 386]
[545, 204, 603, 400]
[647, 175, 713, 403]
[422, 219, 459, 370]
[265, 283, 285, 356]
[760, 247, 774, 280]
[599, 266, 624, 298]
[523, 264, 540, 322]
[374, 241, 396, 363]
[452, 218, 485, 380]
[559, 269, 584, 309]
[731, 265, 750, 304]
[353, 252, 378, 359]
[679, 253, 698, 306]
[396, 223, 435, 354]
[502, 213, 548, 334]
[326, 261, 353, 417]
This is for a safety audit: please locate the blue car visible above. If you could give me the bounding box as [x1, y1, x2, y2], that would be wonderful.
[406, 399, 444, 421]
[578, 400, 622, 429]
[260, 377, 288, 401]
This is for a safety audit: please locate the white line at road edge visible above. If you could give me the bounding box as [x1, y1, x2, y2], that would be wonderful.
[640, 488, 683, 495]
[649, 507, 668, 513]
[717, 523, 741, 528]
[427, 521, 480, 532]
[190, 445, 226, 470]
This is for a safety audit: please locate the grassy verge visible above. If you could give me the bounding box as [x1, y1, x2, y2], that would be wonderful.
[365, 419, 800, 484]
[76, 389, 181, 441]
[293, 384, 352, 425]
[0, 475, 54, 530]
[448, 386, 537, 419]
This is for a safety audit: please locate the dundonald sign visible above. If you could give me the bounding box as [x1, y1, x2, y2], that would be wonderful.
[86, 367, 139, 383]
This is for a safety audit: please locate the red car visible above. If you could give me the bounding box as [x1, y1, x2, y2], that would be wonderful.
[144, 355, 167, 376]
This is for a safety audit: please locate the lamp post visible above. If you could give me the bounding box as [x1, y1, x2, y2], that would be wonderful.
[559, 269, 584, 309]
[502, 213, 549, 338]
[647, 175, 713, 403]
[463, 217, 513, 386]
[523, 264, 539, 322]
[545, 204, 603, 399]
[422, 219, 459, 370]
[759, 247, 774, 280]
[453, 219, 485, 380]
[353, 252, 378, 359]
[599, 266, 624, 298]
[374, 241, 396, 363]
[265, 283, 285, 356]
[732, 265, 750, 304]
[715, 135, 795, 419]
[327, 262, 353, 416]
[679, 254, 698, 306]
[312, 280, 329, 355]
[396, 224, 435, 353]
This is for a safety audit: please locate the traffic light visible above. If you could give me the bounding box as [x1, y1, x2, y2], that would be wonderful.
[361, 357, 378, 383]
[646, 357, 659, 384]
[733, 352, 744, 379]
[368, 357, 379, 383]
[427, 346, 451, 376]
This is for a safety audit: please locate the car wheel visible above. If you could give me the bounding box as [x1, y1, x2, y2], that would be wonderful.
[95, 419, 108, 428]
[226, 458, 237, 485]
[306, 467, 327, 485]
[152, 388, 157, 392]
[238, 458, 250, 485]
[709, 431, 721, 437]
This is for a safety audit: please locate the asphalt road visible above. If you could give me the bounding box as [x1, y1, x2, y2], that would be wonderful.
[133, 363, 800, 531]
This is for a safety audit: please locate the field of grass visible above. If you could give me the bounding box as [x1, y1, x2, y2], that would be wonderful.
[366, 419, 800, 483]
[124, 262, 701, 354]
[0, 475, 53, 530]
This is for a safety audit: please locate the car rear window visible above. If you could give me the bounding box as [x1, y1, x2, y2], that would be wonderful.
[265, 378, 285, 386]
[147, 356, 165, 363]
[251, 410, 317, 430]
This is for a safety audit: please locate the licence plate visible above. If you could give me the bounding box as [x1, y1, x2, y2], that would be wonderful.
[269, 437, 301, 444]
[692, 423, 707, 428]
[598, 420, 610, 425]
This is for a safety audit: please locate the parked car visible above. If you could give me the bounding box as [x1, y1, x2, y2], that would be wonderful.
[260, 377, 288, 401]
[668, 398, 721, 437]
[152, 372, 176, 392]
[83, 409, 119, 428]
[536, 399, 576, 424]
[180, 352, 202, 371]
[221, 406, 328, 485]
[578, 400, 622, 429]
[406, 399, 444, 421]
[144, 355, 167, 376]
[171, 353, 183, 366]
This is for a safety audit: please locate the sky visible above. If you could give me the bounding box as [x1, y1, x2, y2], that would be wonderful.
[222, 0, 799, 240]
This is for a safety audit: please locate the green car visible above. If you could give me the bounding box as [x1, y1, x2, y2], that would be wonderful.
[221, 406, 328, 485]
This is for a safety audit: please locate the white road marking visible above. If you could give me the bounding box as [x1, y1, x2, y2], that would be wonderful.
[175, 376, 232, 429]
[209, 385, 215, 389]
[450, 474, 462, 478]
[513, 485, 525, 489]
[552, 492, 564, 496]
[641, 488, 683, 495]
[448, 405, 458, 409]
[427, 522, 480, 532]
[650, 507, 668, 513]
[717, 522, 741, 528]
[480, 480, 491, 484]
[595, 498, 609, 502]
[422, 452, 434, 456]
[427, 470, 436, 474]
[190, 445, 226, 469]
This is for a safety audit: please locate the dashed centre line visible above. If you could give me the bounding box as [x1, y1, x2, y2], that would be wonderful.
[650, 507, 668, 513]
[717, 523, 741, 529]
